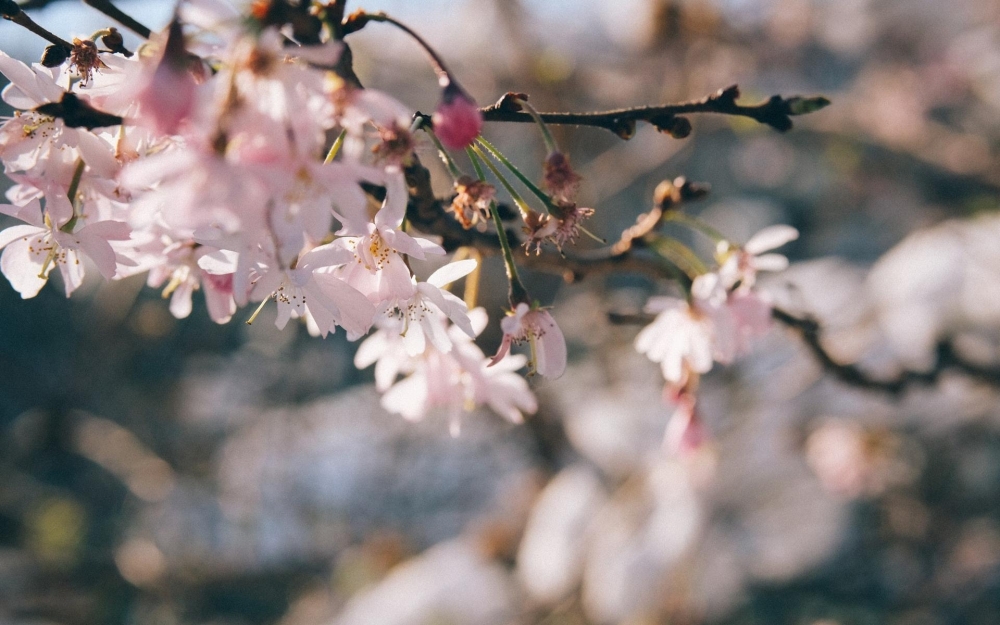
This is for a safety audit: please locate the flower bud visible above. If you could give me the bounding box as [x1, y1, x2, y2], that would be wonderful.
[40, 44, 69, 68]
[101, 27, 133, 57]
[0, 0, 21, 18]
[135, 20, 196, 135]
[432, 84, 482, 150]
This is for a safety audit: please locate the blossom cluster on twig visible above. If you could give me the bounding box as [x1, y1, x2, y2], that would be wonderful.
[0, 0, 817, 446]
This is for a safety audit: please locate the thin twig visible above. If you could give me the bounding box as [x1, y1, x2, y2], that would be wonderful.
[81, 0, 150, 38]
[480, 86, 830, 139]
[2, 0, 73, 49]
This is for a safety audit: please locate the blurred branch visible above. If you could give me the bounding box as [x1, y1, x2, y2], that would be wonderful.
[8, 0, 150, 38]
[81, 0, 150, 38]
[479, 86, 831, 139]
[773, 308, 1000, 393]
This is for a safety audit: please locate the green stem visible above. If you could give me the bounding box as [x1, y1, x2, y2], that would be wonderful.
[661, 212, 726, 243]
[467, 145, 487, 180]
[469, 144, 534, 219]
[648, 236, 709, 279]
[363, 13, 452, 87]
[60, 159, 86, 233]
[476, 137, 555, 213]
[513, 97, 558, 154]
[466, 147, 529, 304]
[324, 129, 347, 164]
[422, 127, 464, 180]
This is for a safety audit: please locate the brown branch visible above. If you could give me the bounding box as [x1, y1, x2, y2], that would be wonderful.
[480, 86, 830, 139]
[772, 308, 1000, 394]
[81, 0, 150, 39]
[2, 0, 73, 49]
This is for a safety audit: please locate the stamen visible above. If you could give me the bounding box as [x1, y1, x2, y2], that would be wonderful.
[37, 247, 58, 279]
[245, 297, 270, 325]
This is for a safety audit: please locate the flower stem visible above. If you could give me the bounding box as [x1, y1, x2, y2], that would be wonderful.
[467, 147, 529, 304]
[450, 246, 482, 309]
[323, 129, 347, 164]
[512, 97, 558, 154]
[421, 126, 464, 180]
[362, 12, 453, 88]
[81, 0, 151, 39]
[60, 159, 86, 234]
[475, 137, 555, 213]
[661, 211, 726, 243]
[469, 144, 534, 220]
[648, 236, 709, 279]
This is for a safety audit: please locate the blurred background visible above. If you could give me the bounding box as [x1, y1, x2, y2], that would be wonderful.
[2, 0, 1000, 623]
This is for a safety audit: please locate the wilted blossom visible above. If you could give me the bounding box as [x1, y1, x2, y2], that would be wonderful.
[542, 151, 582, 204]
[449, 176, 495, 230]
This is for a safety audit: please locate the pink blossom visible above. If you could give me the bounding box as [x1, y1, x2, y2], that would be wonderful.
[135, 44, 197, 135]
[717, 224, 798, 290]
[636, 273, 774, 383]
[0, 196, 131, 298]
[663, 392, 706, 456]
[333, 169, 444, 302]
[432, 87, 482, 150]
[490, 302, 567, 378]
[242, 241, 375, 339]
[357, 308, 537, 434]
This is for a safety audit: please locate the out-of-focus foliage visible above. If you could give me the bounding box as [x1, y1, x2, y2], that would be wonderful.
[1, 0, 1000, 624]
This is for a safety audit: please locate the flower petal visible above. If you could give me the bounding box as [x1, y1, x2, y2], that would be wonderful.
[744, 225, 799, 255]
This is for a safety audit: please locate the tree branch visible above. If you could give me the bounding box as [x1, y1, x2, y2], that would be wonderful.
[480, 86, 830, 139]
[81, 0, 150, 39]
[772, 308, 1000, 394]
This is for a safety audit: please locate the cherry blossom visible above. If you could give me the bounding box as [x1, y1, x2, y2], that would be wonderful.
[635, 272, 775, 384]
[490, 302, 567, 379]
[242, 242, 375, 339]
[717, 224, 799, 290]
[0, 195, 130, 298]
[357, 308, 538, 434]
[333, 169, 445, 302]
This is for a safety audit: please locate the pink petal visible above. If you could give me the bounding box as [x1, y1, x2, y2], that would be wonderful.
[532, 312, 567, 378]
[432, 92, 483, 150]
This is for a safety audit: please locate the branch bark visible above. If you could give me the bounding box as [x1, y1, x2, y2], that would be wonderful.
[479, 86, 830, 139]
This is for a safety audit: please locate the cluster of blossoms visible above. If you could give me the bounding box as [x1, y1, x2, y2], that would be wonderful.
[0, 0, 798, 448]
[635, 225, 799, 454]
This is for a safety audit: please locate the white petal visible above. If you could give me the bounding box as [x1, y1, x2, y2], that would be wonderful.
[744, 225, 799, 255]
[426, 258, 477, 288]
[197, 249, 239, 274]
[0, 225, 44, 251]
[382, 373, 429, 421]
[752, 253, 790, 272]
[1, 238, 46, 298]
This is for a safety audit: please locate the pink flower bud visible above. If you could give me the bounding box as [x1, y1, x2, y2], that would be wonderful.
[136, 20, 196, 136]
[137, 60, 196, 135]
[432, 86, 482, 150]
